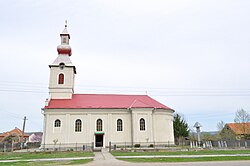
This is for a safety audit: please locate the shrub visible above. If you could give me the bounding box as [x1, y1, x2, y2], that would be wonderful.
[134, 144, 140, 148]
[148, 144, 154, 148]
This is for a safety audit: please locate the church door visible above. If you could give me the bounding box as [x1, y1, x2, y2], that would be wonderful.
[95, 134, 103, 147]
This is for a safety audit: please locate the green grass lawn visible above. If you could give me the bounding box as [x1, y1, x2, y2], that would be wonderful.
[112, 149, 250, 156]
[0, 159, 93, 165]
[0, 151, 94, 160]
[120, 156, 250, 163]
[113, 149, 250, 163]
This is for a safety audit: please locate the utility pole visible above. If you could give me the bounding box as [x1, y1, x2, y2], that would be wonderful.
[21, 116, 27, 149]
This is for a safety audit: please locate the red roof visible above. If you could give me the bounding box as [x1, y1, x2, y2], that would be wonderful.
[45, 94, 174, 111]
[0, 127, 29, 138]
[227, 123, 250, 135]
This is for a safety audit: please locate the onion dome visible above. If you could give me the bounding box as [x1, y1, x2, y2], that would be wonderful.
[57, 21, 72, 56]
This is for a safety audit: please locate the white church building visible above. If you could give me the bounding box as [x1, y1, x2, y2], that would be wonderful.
[41, 25, 175, 149]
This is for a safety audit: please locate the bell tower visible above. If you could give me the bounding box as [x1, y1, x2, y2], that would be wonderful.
[48, 22, 76, 99]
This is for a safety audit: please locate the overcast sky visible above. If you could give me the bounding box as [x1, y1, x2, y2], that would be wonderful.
[1, 0, 250, 133]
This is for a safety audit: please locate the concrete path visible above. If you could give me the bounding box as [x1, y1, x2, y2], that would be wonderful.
[85, 148, 128, 166]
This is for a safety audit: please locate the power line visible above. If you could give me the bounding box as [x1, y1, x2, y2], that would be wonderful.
[1, 80, 250, 91]
[0, 80, 250, 96]
[1, 88, 250, 96]
[0, 89, 46, 93]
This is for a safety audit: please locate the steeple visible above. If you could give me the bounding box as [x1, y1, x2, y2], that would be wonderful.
[48, 22, 76, 99]
[57, 20, 72, 56]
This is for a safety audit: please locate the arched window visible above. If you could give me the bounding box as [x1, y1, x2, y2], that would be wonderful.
[140, 118, 145, 131]
[58, 73, 64, 84]
[75, 119, 82, 132]
[117, 119, 123, 131]
[96, 119, 102, 131]
[54, 119, 61, 127]
[63, 37, 67, 44]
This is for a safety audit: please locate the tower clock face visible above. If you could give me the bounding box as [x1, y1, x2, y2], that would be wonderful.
[59, 63, 65, 70]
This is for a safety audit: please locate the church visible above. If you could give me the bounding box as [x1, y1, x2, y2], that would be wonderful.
[41, 24, 175, 149]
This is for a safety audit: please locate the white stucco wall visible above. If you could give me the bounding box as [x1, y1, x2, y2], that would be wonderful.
[42, 108, 174, 148]
[153, 110, 174, 143]
[49, 66, 75, 99]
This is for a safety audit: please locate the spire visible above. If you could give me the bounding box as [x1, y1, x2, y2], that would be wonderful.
[57, 21, 72, 56]
[61, 20, 70, 36]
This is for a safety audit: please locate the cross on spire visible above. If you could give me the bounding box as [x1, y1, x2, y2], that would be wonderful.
[65, 20, 68, 28]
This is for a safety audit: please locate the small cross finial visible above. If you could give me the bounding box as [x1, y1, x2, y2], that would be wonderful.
[65, 20, 68, 28]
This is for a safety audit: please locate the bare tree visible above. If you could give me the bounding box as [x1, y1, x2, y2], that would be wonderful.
[217, 120, 227, 140]
[30, 133, 42, 142]
[234, 108, 250, 140]
[217, 120, 225, 132]
[234, 109, 250, 123]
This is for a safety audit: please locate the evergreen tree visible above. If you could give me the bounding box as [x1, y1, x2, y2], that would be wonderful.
[173, 113, 190, 145]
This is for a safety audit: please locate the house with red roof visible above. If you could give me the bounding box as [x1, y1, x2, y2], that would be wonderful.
[0, 127, 29, 143]
[41, 24, 175, 149]
[222, 123, 250, 140]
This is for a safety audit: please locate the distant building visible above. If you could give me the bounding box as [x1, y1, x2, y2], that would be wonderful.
[0, 127, 29, 143]
[41, 24, 175, 149]
[222, 123, 250, 140]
